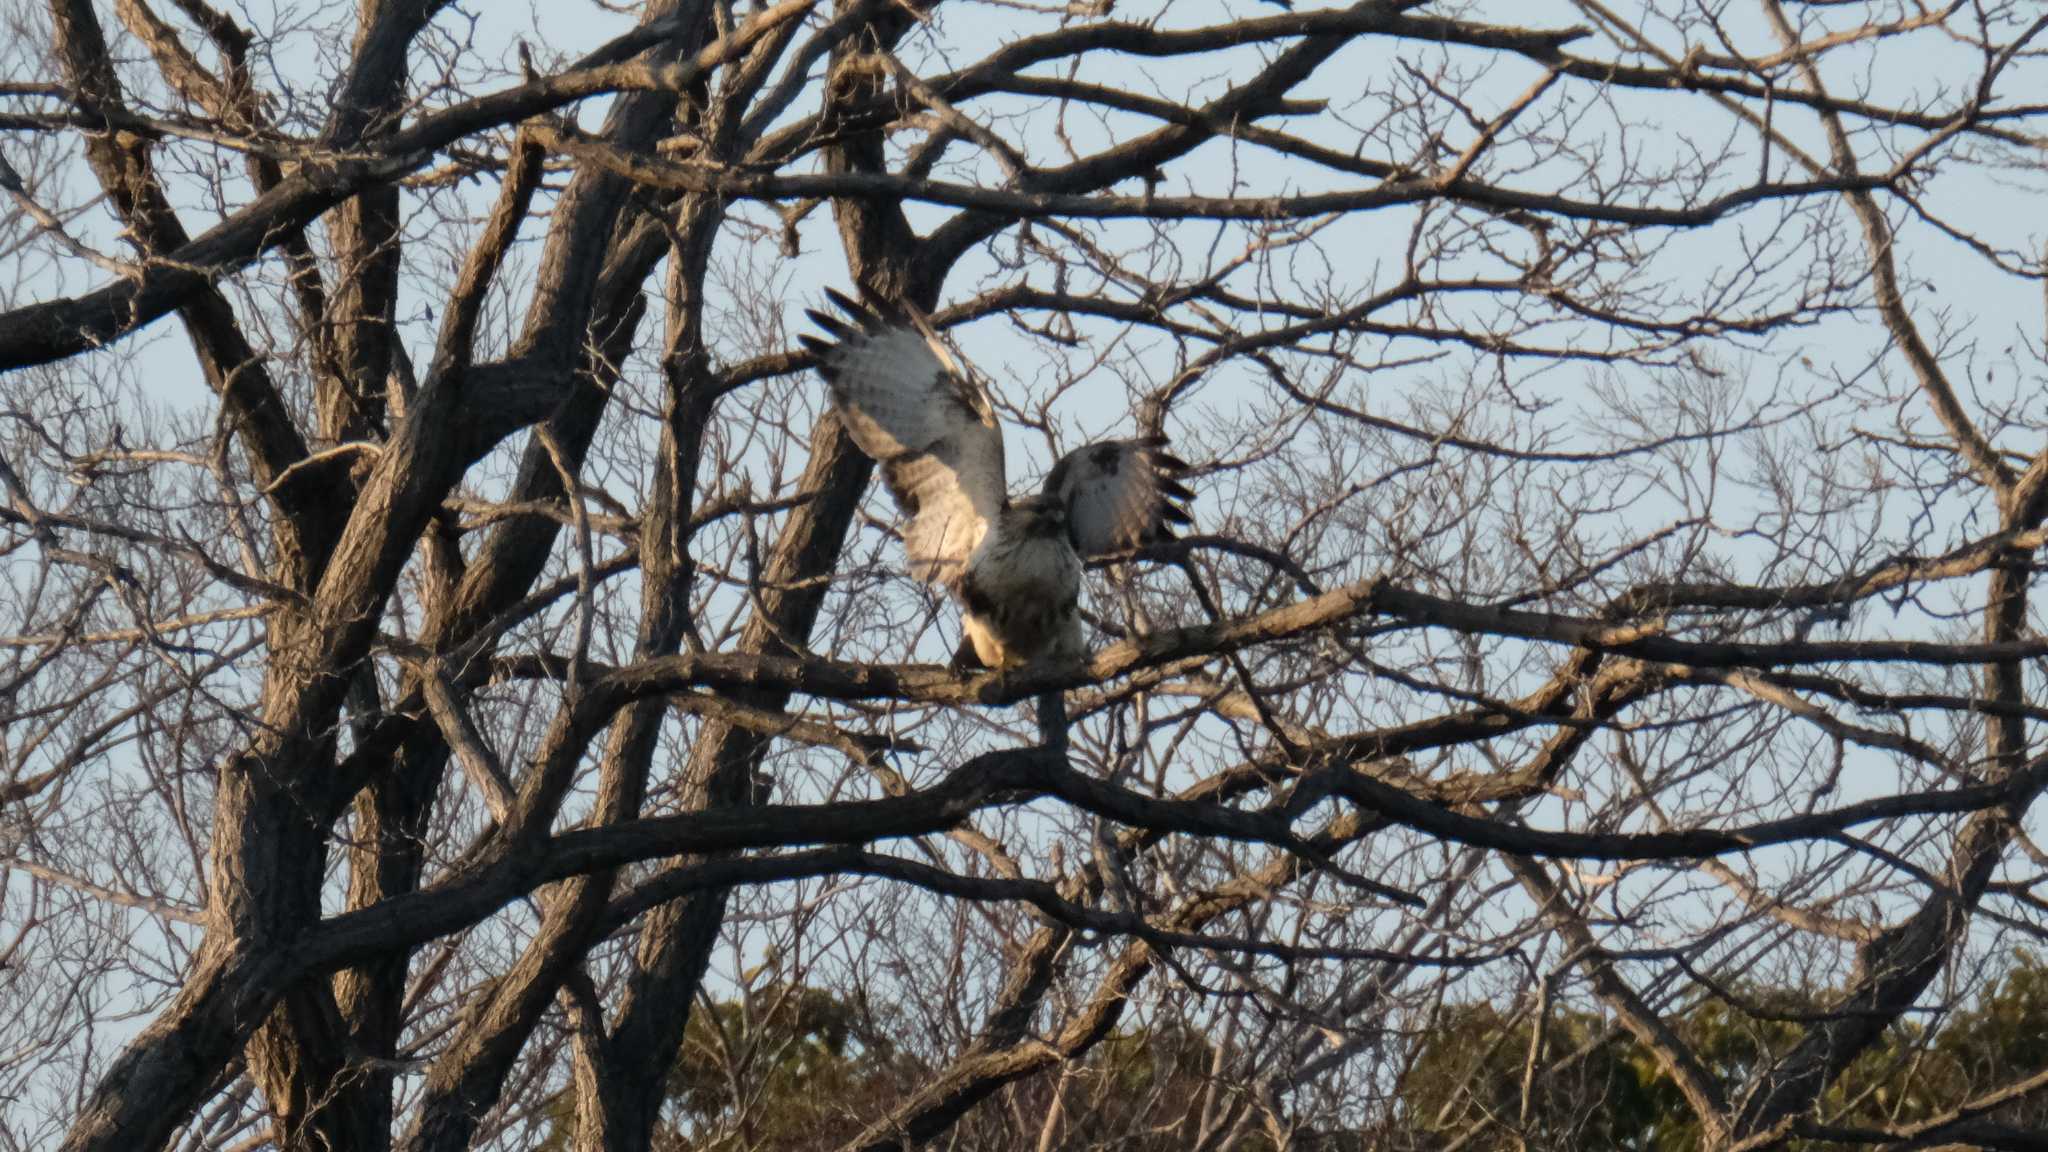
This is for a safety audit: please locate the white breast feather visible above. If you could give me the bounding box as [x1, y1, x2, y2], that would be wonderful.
[962, 523, 1083, 666]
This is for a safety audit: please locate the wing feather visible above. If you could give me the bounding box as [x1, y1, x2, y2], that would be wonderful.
[1040, 436, 1194, 559]
[803, 290, 1006, 584]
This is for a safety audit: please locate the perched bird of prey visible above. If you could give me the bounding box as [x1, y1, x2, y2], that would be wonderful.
[802, 289, 1193, 671]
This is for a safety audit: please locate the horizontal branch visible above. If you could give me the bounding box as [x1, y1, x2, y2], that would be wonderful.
[0, 854, 205, 924]
[597, 846, 1480, 966]
[1321, 756, 2047, 863]
[562, 564, 2048, 725]
[536, 121, 1898, 227]
[301, 746, 1065, 971]
[298, 733, 2044, 976]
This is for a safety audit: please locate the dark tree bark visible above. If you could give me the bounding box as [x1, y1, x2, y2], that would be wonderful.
[4, 3, 2048, 1151]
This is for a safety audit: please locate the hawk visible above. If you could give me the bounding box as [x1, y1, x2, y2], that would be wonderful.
[802, 289, 1193, 671]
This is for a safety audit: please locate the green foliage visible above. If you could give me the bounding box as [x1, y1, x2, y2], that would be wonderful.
[537, 988, 1269, 1151]
[1402, 1001, 1689, 1151]
[664, 982, 904, 1150]
[537, 956, 2048, 1150]
[538, 982, 906, 1152]
[1400, 952, 2048, 1150]
[1042, 1021, 1266, 1152]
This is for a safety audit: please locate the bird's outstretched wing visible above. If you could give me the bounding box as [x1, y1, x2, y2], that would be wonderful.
[1040, 436, 1194, 559]
[801, 289, 1007, 585]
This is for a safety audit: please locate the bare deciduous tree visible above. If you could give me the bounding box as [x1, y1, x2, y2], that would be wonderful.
[3, 1, 2048, 1149]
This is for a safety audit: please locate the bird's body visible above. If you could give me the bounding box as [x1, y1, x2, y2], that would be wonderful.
[957, 496, 1085, 668]
[800, 289, 1192, 671]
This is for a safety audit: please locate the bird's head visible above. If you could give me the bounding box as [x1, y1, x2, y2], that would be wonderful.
[1004, 493, 1069, 539]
